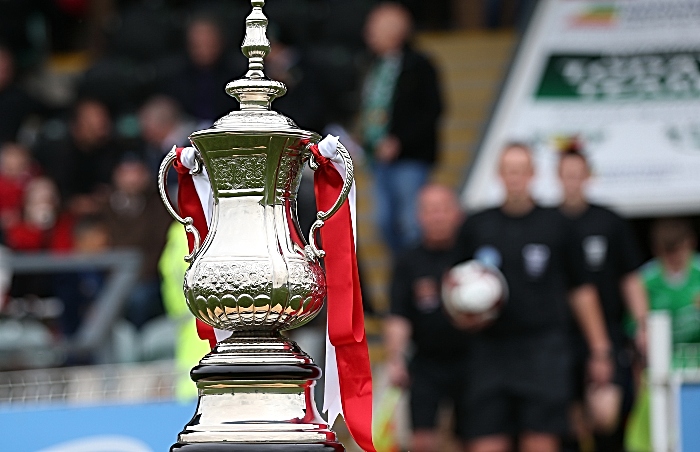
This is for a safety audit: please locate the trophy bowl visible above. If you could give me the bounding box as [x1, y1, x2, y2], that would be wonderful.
[178, 130, 329, 333]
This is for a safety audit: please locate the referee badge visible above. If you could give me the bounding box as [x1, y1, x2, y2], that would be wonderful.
[413, 277, 441, 313]
[583, 235, 607, 270]
[522, 243, 550, 278]
[474, 245, 502, 269]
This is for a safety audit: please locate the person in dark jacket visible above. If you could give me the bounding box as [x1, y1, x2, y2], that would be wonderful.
[163, 14, 245, 128]
[102, 155, 171, 328]
[360, 2, 443, 254]
[0, 45, 42, 144]
[37, 98, 121, 217]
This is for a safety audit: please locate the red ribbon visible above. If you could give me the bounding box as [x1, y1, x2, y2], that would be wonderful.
[310, 144, 376, 452]
[173, 148, 217, 349]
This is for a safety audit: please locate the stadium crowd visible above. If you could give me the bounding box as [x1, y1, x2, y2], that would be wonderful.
[0, 1, 698, 452]
[0, 0, 373, 344]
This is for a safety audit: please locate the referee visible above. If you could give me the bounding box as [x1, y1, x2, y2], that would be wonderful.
[453, 144, 612, 452]
[558, 147, 648, 451]
[385, 184, 470, 452]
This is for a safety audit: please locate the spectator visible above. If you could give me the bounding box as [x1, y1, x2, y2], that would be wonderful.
[5, 177, 73, 252]
[267, 27, 326, 133]
[102, 155, 172, 328]
[138, 95, 193, 176]
[557, 147, 648, 451]
[0, 45, 42, 144]
[38, 98, 120, 217]
[6, 177, 74, 308]
[54, 216, 111, 340]
[0, 142, 37, 229]
[385, 183, 469, 451]
[163, 14, 244, 127]
[624, 218, 700, 451]
[642, 218, 700, 363]
[359, 2, 442, 254]
[452, 144, 612, 452]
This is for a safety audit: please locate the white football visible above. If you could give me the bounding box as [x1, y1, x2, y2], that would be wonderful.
[443, 260, 507, 314]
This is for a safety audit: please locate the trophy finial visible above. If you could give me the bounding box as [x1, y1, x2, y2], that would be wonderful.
[225, 0, 286, 110]
[241, 0, 269, 79]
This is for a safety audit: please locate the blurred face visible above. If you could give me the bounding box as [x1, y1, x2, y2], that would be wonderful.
[0, 144, 30, 178]
[657, 238, 695, 273]
[25, 178, 58, 206]
[187, 21, 223, 68]
[75, 225, 110, 253]
[24, 178, 59, 228]
[417, 185, 463, 244]
[364, 6, 411, 56]
[139, 110, 166, 144]
[72, 101, 112, 149]
[114, 161, 150, 195]
[139, 97, 180, 145]
[558, 154, 590, 201]
[498, 146, 534, 199]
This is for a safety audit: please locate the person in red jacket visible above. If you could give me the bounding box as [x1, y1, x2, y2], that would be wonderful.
[5, 177, 73, 252]
[0, 142, 39, 230]
[5, 177, 76, 341]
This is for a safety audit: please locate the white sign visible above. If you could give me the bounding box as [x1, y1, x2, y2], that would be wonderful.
[463, 0, 700, 217]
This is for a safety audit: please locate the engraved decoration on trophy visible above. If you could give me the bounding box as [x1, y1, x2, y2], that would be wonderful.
[157, 1, 374, 451]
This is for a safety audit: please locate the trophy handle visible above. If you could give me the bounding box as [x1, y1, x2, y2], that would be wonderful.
[305, 141, 354, 260]
[158, 148, 202, 263]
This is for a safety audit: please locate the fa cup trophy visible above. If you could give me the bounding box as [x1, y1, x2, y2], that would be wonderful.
[157, 1, 368, 451]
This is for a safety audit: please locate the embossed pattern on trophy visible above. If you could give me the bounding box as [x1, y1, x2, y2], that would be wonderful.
[181, 133, 328, 333]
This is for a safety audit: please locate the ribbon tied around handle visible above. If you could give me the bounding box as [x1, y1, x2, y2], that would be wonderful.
[306, 136, 376, 452]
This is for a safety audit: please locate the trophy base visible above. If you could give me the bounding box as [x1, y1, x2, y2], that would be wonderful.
[171, 441, 345, 451]
[173, 335, 343, 451]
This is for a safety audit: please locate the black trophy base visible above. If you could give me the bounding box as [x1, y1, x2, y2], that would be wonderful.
[172, 337, 345, 452]
[171, 442, 345, 451]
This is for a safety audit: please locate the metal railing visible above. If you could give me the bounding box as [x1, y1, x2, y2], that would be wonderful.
[2, 250, 142, 364]
[0, 360, 177, 405]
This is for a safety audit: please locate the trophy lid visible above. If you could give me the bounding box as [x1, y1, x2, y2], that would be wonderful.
[191, 0, 315, 137]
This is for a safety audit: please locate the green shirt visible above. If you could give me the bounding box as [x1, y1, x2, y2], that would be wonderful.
[361, 54, 402, 154]
[641, 254, 700, 367]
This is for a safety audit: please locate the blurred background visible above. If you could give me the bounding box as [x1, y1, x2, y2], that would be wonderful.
[0, 0, 698, 451]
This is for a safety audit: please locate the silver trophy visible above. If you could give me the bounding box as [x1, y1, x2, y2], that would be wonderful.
[158, 1, 351, 450]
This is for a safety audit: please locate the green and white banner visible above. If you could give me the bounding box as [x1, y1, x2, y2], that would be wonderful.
[463, 0, 700, 216]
